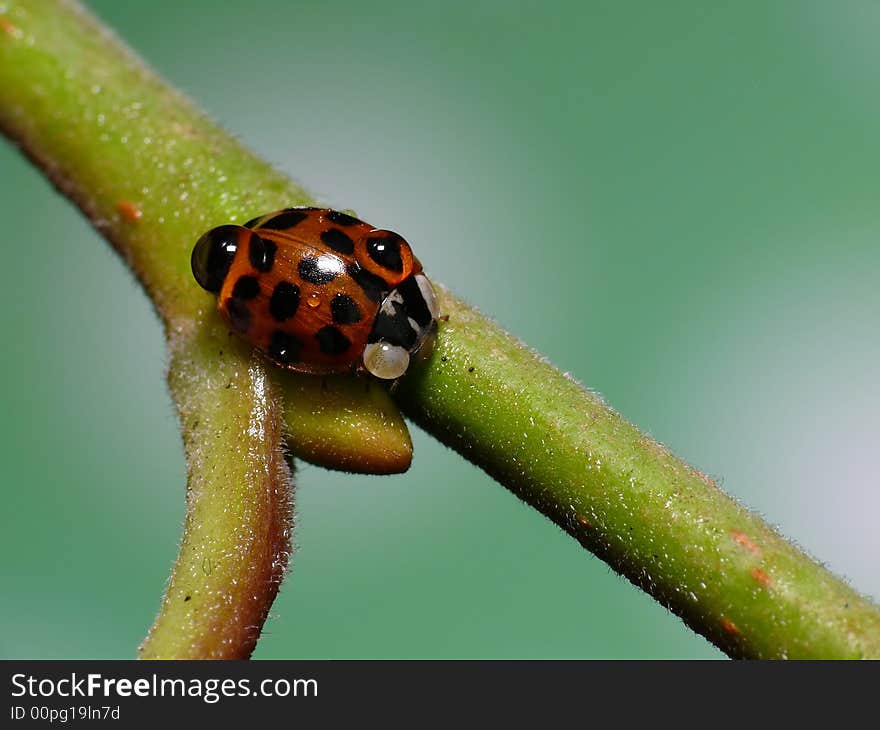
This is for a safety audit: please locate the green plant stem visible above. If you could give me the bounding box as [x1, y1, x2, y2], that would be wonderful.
[3, 0, 879, 659]
[0, 0, 410, 659]
[141, 324, 292, 659]
[399, 290, 880, 658]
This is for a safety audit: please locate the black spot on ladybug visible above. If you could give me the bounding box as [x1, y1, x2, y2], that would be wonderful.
[245, 207, 320, 228]
[269, 281, 300, 322]
[226, 297, 251, 333]
[232, 275, 260, 300]
[269, 329, 304, 364]
[320, 228, 355, 255]
[298, 254, 342, 285]
[330, 293, 362, 324]
[249, 233, 276, 272]
[366, 234, 403, 272]
[261, 209, 309, 230]
[347, 263, 389, 302]
[327, 210, 359, 226]
[315, 325, 351, 355]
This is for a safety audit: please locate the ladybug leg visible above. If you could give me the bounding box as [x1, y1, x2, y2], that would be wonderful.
[354, 360, 367, 376]
[354, 360, 372, 389]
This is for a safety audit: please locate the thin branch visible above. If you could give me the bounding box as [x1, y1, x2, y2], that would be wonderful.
[0, 0, 409, 659]
[398, 290, 880, 658]
[140, 326, 292, 659]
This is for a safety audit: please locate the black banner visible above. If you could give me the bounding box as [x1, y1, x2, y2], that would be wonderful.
[3, 660, 876, 723]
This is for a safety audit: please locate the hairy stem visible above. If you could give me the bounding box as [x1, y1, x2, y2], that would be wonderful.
[398, 289, 880, 658]
[141, 325, 292, 659]
[0, 0, 409, 658]
[3, 0, 878, 658]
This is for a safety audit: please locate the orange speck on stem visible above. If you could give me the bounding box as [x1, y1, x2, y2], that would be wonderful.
[577, 516, 591, 528]
[117, 200, 143, 222]
[751, 567, 772, 587]
[730, 530, 762, 556]
[1, 17, 20, 37]
[720, 617, 740, 636]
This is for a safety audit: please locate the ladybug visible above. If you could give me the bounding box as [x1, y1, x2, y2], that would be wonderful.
[191, 207, 439, 380]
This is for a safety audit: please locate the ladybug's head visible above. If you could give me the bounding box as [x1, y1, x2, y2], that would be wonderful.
[191, 225, 242, 293]
[362, 273, 439, 380]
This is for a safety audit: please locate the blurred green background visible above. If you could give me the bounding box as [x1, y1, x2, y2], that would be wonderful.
[2, 0, 878, 659]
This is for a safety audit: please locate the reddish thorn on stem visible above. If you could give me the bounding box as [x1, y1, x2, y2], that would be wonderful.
[117, 200, 143, 222]
[1, 17, 19, 37]
[751, 567, 772, 587]
[730, 530, 762, 556]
